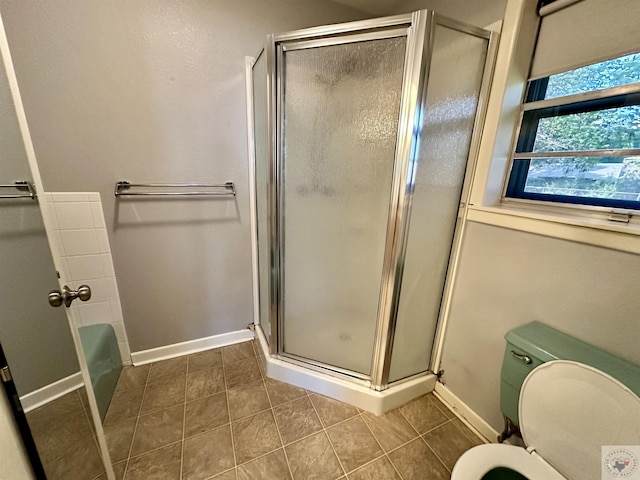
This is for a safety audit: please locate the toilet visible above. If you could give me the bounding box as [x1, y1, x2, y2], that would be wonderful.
[451, 360, 640, 479]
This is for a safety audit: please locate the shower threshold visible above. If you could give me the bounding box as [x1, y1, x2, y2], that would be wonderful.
[254, 327, 436, 415]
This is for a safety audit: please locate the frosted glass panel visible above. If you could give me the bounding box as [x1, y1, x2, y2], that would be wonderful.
[252, 52, 271, 341]
[389, 26, 488, 382]
[282, 37, 406, 374]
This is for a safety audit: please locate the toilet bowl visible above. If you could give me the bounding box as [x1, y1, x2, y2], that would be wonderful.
[451, 360, 640, 480]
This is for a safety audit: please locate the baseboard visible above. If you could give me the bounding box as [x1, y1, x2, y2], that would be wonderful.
[131, 329, 255, 366]
[434, 382, 499, 443]
[20, 372, 83, 414]
[255, 327, 436, 415]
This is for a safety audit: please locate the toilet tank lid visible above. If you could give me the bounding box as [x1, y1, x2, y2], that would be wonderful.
[505, 322, 640, 396]
[520, 360, 640, 480]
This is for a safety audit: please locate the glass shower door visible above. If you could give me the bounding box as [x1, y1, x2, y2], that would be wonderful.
[251, 51, 272, 343]
[279, 33, 407, 375]
[388, 22, 492, 382]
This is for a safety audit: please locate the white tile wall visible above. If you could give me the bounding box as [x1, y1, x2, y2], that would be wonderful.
[46, 192, 131, 364]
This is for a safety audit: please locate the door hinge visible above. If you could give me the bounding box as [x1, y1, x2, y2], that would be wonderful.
[1, 365, 13, 383]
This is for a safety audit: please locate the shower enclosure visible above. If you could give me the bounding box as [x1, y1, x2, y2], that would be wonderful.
[249, 11, 497, 395]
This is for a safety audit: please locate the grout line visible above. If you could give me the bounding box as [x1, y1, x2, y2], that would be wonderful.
[359, 412, 385, 454]
[342, 451, 394, 478]
[90, 434, 106, 480]
[180, 358, 189, 479]
[234, 380, 307, 421]
[229, 404, 272, 424]
[109, 348, 481, 480]
[374, 430, 452, 477]
[186, 362, 224, 376]
[274, 422, 324, 449]
[422, 418, 479, 473]
[120, 363, 151, 479]
[396, 406, 422, 437]
[219, 405, 452, 478]
[324, 430, 348, 479]
[223, 357, 239, 473]
[420, 435, 452, 474]
[358, 413, 404, 480]
[220, 342, 257, 367]
[90, 472, 104, 480]
[307, 396, 348, 479]
[423, 418, 454, 436]
[315, 409, 361, 432]
[379, 430, 434, 457]
[200, 467, 237, 480]
[125, 439, 183, 462]
[394, 399, 454, 473]
[385, 453, 404, 480]
[251, 340, 262, 373]
[205, 360, 463, 475]
[394, 400, 454, 437]
[107, 358, 237, 477]
[308, 395, 328, 430]
[78, 390, 97, 437]
[234, 445, 282, 467]
[182, 418, 231, 442]
[429, 394, 456, 419]
[447, 415, 485, 446]
[262, 376, 295, 480]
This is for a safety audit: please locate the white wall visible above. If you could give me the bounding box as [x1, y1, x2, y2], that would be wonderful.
[7, 0, 629, 444]
[392, 0, 507, 26]
[429, 0, 640, 435]
[0, 0, 369, 353]
[440, 221, 640, 431]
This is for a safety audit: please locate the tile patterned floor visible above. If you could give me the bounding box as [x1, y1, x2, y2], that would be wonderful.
[104, 341, 483, 479]
[26, 386, 106, 480]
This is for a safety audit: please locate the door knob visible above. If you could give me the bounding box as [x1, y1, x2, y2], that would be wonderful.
[48, 285, 92, 308]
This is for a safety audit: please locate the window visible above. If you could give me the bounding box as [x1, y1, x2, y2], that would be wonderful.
[506, 51, 640, 211]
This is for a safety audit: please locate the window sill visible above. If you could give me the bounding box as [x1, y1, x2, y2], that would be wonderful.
[466, 201, 640, 254]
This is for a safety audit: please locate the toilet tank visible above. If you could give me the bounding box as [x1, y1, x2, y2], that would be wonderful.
[500, 321, 640, 427]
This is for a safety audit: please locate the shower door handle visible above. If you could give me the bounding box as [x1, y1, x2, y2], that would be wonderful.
[48, 285, 92, 308]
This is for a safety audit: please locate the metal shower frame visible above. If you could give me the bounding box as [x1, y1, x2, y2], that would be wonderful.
[248, 10, 498, 391]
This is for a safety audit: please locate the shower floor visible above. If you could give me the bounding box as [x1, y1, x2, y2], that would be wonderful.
[103, 340, 482, 479]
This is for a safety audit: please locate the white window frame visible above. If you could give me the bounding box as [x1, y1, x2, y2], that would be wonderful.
[464, 0, 640, 256]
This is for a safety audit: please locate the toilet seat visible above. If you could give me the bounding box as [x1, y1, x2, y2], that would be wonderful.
[519, 360, 640, 479]
[451, 444, 566, 479]
[451, 361, 640, 480]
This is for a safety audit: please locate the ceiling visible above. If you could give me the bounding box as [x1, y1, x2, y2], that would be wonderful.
[329, 0, 408, 15]
[328, 0, 508, 28]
